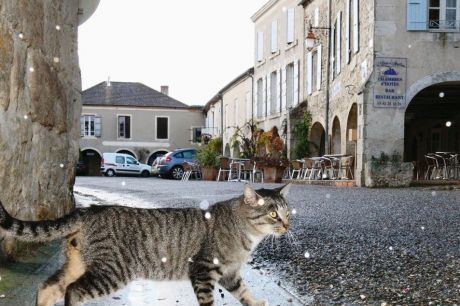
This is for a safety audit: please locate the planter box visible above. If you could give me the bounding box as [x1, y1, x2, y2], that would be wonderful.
[364, 161, 413, 188]
[263, 166, 285, 183]
[201, 167, 218, 181]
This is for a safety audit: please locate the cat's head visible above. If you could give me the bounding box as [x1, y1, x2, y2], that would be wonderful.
[243, 184, 291, 236]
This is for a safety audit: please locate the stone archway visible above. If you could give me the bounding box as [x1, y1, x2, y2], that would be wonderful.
[116, 149, 137, 159]
[80, 149, 102, 176]
[346, 103, 358, 156]
[310, 122, 326, 157]
[404, 81, 460, 179]
[331, 117, 341, 154]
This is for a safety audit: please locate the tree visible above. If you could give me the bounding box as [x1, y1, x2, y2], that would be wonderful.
[292, 111, 313, 159]
[0, 2, 82, 257]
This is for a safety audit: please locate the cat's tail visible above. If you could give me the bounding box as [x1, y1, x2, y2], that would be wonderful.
[0, 199, 81, 242]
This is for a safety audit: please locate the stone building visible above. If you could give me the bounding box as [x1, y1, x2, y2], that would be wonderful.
[204, 68, 254, 157]
[252, 0, 306, 155]
[300, 0, 460, 185]
[80, 81, 204, 175]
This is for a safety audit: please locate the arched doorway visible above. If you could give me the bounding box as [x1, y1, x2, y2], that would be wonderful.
[310, 122, 326, 157]
[331, 117, 341, 154]
[147, 150, 169, 165]
[346, 103, 358, 161]
[405, 81, 460, 178]
[80, 149, 102, 176]
[116, 149, 137, 159]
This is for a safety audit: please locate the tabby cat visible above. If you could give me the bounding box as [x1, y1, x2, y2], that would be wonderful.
[0, 184, 291, 306]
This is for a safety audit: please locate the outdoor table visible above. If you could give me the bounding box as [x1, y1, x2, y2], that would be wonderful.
[228, 158, 250, 182]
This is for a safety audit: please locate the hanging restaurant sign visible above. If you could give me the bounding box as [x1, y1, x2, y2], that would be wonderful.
[373, 57, 407, 108]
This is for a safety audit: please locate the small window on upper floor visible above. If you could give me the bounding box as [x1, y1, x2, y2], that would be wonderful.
[286, 8, 295, 44]
[429, 0, 459, 30]
[118, 115, 131, 139]
[80, 115, 102, 138]
[156, 117, 168, 140]
[192, 127, 202, 144]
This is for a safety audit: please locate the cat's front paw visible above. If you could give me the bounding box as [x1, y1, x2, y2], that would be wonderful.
[254, 299, 268, 306]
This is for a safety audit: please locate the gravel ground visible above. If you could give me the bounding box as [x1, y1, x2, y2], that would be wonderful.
[75, 177, 460, 305]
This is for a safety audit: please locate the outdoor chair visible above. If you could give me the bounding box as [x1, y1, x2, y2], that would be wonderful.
[433, 154, 446, 179]
[300, 158, 313, 180]
[240, 160, 254, 182]
[309, 158, 323, 180]
[290, 160, 303, 179]
[322, 157, 334, 179]
[252, 161, 264, 183]
[216, 157, 231, 181]
[340, 156, 354, 179]
[424, 155, 438, 180]
[181, 162, 192, 181]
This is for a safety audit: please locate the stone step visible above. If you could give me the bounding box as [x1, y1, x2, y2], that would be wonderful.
[282, 179, 356, 187]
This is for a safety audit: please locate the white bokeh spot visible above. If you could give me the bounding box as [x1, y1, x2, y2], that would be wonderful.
[304, 251, 310, 259]
[431, 191, 437, 197]
[205, 212, 211, 219]
[161, 257, 167, 263]
[18, 33, 24, 39]
[439, 92, 445, 98]
[199, 200, 210, 210]
[121, 181, 126, 186]
[55, 25, 61, 31]
[291, 209, 297, 215]
[23, 115, 28, 120]
[29, 67, 34, 72]
[325, 194, 331, 199]
[59, 163, 64, 168]
[53, 57, 60, 63]
[213, 258, 219, 265]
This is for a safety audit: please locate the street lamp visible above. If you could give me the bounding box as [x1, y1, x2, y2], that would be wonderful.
[305, 30, 317, 50]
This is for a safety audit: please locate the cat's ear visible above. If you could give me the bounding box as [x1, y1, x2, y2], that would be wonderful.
[244, 184, 264, 206]
[277, 183, 291, 198]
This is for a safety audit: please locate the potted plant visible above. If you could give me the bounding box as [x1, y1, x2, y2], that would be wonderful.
[255, 127, 288, 183]
[196, 138, 221, 180]
[364, 151, 414, 187]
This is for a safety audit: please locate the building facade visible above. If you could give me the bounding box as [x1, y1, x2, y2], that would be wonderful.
[80, 81, 204, 175]
[301, 0, 460, 185]
[252, 0, 306, 155]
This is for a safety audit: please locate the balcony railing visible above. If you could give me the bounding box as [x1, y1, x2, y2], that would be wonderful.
[428, 19, 460, 31]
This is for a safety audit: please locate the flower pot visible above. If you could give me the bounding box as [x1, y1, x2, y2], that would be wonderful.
[201, 167, 218, 181]
[263, 166, 285, 183]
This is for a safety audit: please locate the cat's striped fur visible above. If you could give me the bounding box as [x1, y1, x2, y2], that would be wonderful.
[0, 184, 291, 306]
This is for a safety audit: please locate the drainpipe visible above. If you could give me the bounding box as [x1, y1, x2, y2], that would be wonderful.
[325, 0, 332, 154]
[247, 72, 255, 121]
[219, 93, 224, 155]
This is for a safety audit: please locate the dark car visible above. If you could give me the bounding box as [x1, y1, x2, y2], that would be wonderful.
[76, 161, 88, 176]
[157, 148, 197, 180]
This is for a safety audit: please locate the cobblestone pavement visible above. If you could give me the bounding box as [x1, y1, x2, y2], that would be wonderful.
[72, 177, 460, 305]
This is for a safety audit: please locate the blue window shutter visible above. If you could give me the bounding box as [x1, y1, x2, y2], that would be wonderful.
[407, 0, 428, 31]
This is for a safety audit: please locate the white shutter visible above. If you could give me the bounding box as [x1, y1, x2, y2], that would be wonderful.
[271, 20, 278, 53]
[276, 69, 281, 113]
[281, 67, 287, 110]
[346, 0, 351, 64]
[316, 45, 322, 91]
[314, 8, 319, 27]
[80, 116, 85, 137]
[94, 116, 102, 137]
[287, 8, 295, 43]
[293, 60, 299, 106]
[257, 32, 264, 61]
[353, 0, 359, 53]
[336, 11, 342, 75]
[330, 24, 335, 78]
[266, 74, 271, 115]
[306, 52, 313, 95]
[262, 76, 266, 117]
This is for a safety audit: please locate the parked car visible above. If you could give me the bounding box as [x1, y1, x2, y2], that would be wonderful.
[158, 148, 197, 180]
[75, 161, 88, 176]
[100, 153, 152, 177]
[150, 156, 165, 177]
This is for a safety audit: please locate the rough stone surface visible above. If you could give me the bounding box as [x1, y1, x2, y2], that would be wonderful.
[364, 161, 414, 188]
[0, 1, 81, 223]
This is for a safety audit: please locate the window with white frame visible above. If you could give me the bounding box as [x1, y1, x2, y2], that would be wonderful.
[287, 8, 295, 44]
[286, 63, 294, 108]
[82, 115, 95, 137]
[271, 20, 278, 53]
[257, 78, 264, 118]
[118, 115, 131, 139]
[312, 51, 318, 91]
[429, 0, 459, 29]
[307, 45, 322, 95]
[270, 71, 277, 114]
[156, 117, 168, 140]
[257, 32, 264, 62]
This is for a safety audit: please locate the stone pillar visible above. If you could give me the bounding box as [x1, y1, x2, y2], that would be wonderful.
[0, 0, 81, 252]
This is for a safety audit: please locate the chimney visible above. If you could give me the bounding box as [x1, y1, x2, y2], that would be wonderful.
[161, 85, 169, 96]
[106, 76, 111, 87]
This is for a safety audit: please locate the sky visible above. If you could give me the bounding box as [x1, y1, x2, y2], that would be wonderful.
[78, 0, 268, 106]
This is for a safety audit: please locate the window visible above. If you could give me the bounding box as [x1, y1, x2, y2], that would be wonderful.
[286, 63, 294, 108]
[312, 51, 318, 92]
[174, 152, 184, 158]
[287, 8, 295, 44]
[429, 0, 459, 29]
[270, 71, 277, 114]
[118, 115, 131, 139]
[126, 156, 137, 165]
[115, 156, 125, 164]
[192, 127, 202, 143]
[257, 78, 264, 118]
[82, 115, 95, 137]
[335, 12, 342, 76]
[271, 20, 278, 53]
[156, 117, 168, 140]
[353, 0, 359, 53]
[257, 32, 264, 62]
[182, 150, 195, 159]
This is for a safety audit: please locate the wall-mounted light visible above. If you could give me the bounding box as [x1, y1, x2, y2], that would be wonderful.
[446, 121, 452, 127]
[305, 24, 330, 51]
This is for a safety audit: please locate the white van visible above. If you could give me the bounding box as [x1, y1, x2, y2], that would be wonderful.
[101, 153, 152, 177]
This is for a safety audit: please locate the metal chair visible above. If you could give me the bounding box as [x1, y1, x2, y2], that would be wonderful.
[290, 160, 303, 179]
[301, 158, 313, 180]
[252, 161, 264, 183]
[424, 155, 438, 180]
[217, 157, 231, 181]
[340, 156, 354, 179]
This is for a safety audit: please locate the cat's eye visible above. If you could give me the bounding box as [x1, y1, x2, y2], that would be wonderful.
[269, 211, 278, 218]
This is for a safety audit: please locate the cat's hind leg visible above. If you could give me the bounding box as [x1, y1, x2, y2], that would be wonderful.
[64, 264, 125, 306]
[219, 270, 268, 306]
[189, 261, 223, 306]
[36, 234, 86, 306]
